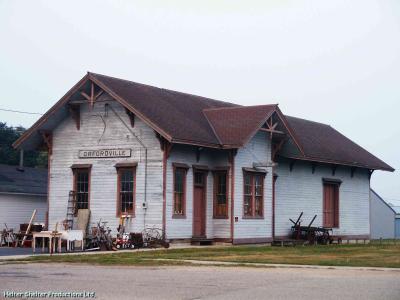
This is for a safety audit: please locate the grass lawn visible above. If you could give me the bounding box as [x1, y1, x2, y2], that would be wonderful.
[21, 242, 400, 268]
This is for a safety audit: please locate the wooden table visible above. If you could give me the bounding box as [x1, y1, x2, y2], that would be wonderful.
[32, 231, 62, 254]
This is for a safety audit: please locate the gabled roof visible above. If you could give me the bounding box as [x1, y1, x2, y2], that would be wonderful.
[90, 73, 237, 147]
[14, 72, 237, 149]
[0, 164, 47, 195]
[203, 105, 304, 153]
[280, 117, 394, 172]
[203, 105, 277, 147]
[14, 72, 394, 172]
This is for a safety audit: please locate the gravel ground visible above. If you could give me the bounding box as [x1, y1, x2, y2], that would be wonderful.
[1, 263, 400, 300]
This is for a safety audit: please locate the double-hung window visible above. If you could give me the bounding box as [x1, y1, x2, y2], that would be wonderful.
[214, 171, 228, 218]
[173, 166, 187, 217]
[117, 167, 135, 216]
[243, 171, 264, 218]
[72, 166, 91, 214]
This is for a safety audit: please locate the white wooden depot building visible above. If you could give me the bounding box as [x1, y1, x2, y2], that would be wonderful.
[14, 73, 394, 244]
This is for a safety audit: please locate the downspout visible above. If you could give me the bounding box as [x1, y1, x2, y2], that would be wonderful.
[144, 148, 148, 229]
[272, 165, 275, 240]
[107, 104, 148, 229]
[46, 148, 51, 230]
[230, 149, 236, 243]
[162, 142, 167, 240]
[270, 134, 275, 241]
[44, 134, 53, 230]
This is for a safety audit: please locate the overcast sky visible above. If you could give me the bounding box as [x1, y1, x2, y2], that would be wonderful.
[0, 0, 399, 204]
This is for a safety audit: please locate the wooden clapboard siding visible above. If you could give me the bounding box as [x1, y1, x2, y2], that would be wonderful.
[45, 88, 373, 242]
[275, 159, 370, 237]
[166, 144, 231, 239]
[233, 131, 273, 240]
[0, 194, 46, 231]
[48, 95, 163, 234]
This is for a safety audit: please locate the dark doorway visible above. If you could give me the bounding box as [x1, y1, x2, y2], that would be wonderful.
[193, 171, 206, 237]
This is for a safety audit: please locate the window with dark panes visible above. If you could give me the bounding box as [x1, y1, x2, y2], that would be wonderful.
[118, 168, 135, 215]
[243, 173, 253, 216]
[174, 168, 186, 216]
[243, 172, 264, 218]
[74, 169, 90, 212]
[254, 175, 263, 217]
[214, 171, 228, 218]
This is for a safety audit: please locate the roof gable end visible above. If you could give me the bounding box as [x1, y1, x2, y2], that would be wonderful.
[204, 105, 305, 155]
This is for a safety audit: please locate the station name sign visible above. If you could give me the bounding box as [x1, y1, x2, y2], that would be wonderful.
[79, 149, 132, 159]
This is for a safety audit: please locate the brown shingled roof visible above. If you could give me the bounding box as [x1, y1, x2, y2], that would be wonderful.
[14, 72, 394, 172]
[203, 105, 277, 147]
[90, 73, 238, 147]
[281, 116, 394, 171]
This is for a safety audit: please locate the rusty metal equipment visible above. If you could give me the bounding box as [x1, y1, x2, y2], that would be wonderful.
[141, 227, 169, 248]
[290, 212, 333, 245]
[85, 220, 115, 251]
[0, 224, 16, 247]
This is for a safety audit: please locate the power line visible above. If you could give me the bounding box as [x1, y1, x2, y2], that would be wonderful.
[0, 108, 43, 115]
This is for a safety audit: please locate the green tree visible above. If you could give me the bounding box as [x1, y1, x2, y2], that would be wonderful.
[0, 122, 47, 167]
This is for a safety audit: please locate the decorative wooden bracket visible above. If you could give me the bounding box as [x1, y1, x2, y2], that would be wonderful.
[68, 104, 80, 130]
[311, 162, 317, 174]
[164, 141, 173, 159]
[228, 149, 237, 164]
[155, 132, 163, 150]
[271, 139, 286, 161]
[155, 132, 173, 158]
[39, 131, 52, 155]
[80, 81, 104, 108]
[331, 164, 337, 176]
[351, 167, 356, 178]
[289, 160, 296, 172]
[125, 108, 135, 127]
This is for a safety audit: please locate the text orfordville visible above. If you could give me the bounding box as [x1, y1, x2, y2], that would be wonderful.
[78, 149, 131, 159]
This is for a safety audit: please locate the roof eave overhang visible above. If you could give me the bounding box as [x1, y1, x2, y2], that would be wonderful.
[13, 73, 91, 150]
[171, 138, 224, 149]
[279, 154, 395, 172]
[13, 73, 174, 150]
[88, 73, 173, 143]
[274, 106, 305, 156]
[171, 138, 244, 150]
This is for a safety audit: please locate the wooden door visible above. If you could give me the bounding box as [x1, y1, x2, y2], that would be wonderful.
[193, 171, 206, 237]
[323, 183, 339, 228]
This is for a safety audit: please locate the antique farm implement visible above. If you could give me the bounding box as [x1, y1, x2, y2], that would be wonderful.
[290, 212, 333, 245]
